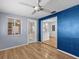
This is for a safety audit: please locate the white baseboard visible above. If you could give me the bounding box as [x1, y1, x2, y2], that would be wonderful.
[57, 49, 79, 59]
[0, 41, 40, 52]
[0, 43, 28, 52]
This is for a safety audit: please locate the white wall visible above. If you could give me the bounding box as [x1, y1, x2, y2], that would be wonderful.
[0, 12, 38, 50]
[49, 19, 57, 38]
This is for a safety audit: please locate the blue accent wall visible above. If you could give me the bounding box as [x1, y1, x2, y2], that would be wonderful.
[39, 5, 79, 56]
[38, 20, 41, 41]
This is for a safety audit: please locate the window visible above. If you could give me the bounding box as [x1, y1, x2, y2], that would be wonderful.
[8, 18, 21, 35]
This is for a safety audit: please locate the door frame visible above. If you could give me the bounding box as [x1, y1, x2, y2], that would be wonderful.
[41, 16, 57, 48]
[27, 19, 38, 44]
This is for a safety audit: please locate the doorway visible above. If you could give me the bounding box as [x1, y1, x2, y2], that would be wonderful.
[27, 19, 37, 44]
[41, 17, 57, 48]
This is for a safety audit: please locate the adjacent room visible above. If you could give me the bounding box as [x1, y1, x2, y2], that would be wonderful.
[0, 0, 79, 59]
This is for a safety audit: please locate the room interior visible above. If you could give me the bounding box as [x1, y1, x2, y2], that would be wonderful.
[41, 17, 57, 48]
[0, 0, 79, 59]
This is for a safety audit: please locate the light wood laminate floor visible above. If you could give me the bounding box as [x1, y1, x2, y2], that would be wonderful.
[43, 37, 57, 48]
[0, 42, 76, 59]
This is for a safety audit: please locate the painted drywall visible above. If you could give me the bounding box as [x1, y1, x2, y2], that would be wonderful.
[39, 5, 79, 56]
[57, 5, 79, 56]
[49, 22, 56, 37]
[0, 12, 38, 50]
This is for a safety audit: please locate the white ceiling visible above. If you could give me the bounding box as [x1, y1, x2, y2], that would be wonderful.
[0, 0, 79, 19]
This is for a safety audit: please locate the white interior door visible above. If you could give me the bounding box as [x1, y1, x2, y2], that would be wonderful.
[27, 19, 37, 44]
[41, 22, 50, 41]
